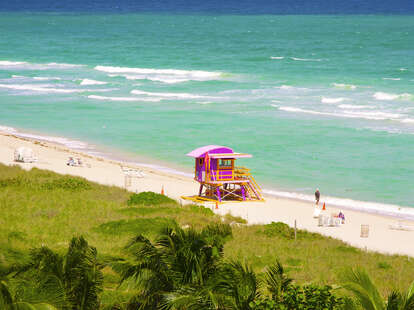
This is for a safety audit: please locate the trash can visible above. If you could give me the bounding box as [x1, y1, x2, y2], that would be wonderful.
[360, 224, 369, 238]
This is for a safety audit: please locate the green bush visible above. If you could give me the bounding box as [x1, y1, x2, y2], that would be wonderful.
[41, 176, 91, 191]
[94, 217, 175, 235]
[127, 191, 177, 206]
[260, 222, 295, 239]
[0, 175, 91, 191]
[251, 284, 345, 309]
[187, 204, 214, 216]
[377, 261, 392, 270]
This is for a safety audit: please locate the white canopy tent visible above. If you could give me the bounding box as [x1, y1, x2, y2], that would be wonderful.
[14, 147, 37, 163]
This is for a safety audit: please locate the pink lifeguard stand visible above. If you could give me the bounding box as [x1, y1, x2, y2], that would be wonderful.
[183, 145, 263, 202]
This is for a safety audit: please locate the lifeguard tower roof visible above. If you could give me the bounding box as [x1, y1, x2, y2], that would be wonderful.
[186, 145, 252, 159]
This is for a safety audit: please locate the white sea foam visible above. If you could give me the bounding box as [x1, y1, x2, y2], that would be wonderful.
[0, 60, 83, 70]
[343, 110, 402, 119]
[373, 92, 412, 101]
[400, 68, 408, 71]
[332, 83, 357, 90]
[383, 77, 401, 81]
[33, 76, 61, 81]
[0, 124, 88, 149]
[0, 61, 27, 66]
[338, 104, 374, 109]
[12, 75, 24, 78]
[321, 97, 346, 104]
[80, 79, 107, 85]
[0, 125, 18, 133]
[401, 118, 414, 124]
[111, 74, 191, 84]
[95, 65, 222, 83]
[262, 189, 414, 220]
[277, 85, 293, 90]
[45, 62, 83, 68]
[131, 89, 205, 99]
[88, 95, 161, 102]
[290, 57, 322, 62]
[0, 84, 83, 93]
[270, 56, 284, 60]
[278, 106, 397, 121]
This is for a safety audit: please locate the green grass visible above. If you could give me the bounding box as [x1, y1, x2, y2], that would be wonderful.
[0, 163, 413, 297]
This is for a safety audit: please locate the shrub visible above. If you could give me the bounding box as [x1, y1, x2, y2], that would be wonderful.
[41, 176, 91, 191]
[94, 217, 176, 235]
[251, 284, 345, 309]
[187, 204, 214, 216]
[261, 222, 295, 239]
[127, 191, 177, 206]
[377, 261, 392, 270]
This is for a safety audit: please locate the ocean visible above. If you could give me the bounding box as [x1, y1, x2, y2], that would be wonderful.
[0, 3, 413, 216]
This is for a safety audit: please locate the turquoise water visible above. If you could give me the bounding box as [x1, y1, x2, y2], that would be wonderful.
[0, 13, 413, 210]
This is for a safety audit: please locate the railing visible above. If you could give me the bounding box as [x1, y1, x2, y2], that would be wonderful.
[234, 166, 250, 179]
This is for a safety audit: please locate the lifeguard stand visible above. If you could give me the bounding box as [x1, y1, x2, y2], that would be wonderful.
[182, 145, 263, 203]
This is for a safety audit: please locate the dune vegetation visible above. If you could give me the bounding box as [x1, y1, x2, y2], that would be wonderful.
[0, 163, 414, 309]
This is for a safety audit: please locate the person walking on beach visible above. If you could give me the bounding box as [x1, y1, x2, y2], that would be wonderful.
[315, 188, 320, 205]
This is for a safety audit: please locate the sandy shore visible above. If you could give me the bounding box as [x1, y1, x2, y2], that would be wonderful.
[1, 131, 414, 257]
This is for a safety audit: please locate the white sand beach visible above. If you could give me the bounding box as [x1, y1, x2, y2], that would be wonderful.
[1, 131, 414, 257]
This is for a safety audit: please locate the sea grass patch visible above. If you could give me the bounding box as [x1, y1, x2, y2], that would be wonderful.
[127, 191, 177, 206]
[94, 217, 175, 235]
[117, 206, 182, 216]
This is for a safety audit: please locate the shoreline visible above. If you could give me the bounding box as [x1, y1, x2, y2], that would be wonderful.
[1, 128, 414, 257]
[1, 124, 414, 220]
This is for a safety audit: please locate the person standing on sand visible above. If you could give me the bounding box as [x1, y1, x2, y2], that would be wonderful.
[315, 188, 320, 205]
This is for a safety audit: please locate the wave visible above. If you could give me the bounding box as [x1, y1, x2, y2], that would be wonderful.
[95, 65, 223, 83]
[80, 79, 107, 85]
[270, 56, 284, 60]
[278, 106, 400, 121]
[109, 74, 193, 84]
[34, 77, 61, 81]
[332, 83, 357, 90]
[373, 92, 413, 101]
[0, 124, 88, 149]
[262, 189, 414, 220]
[321, 97, 346, 104]
[383, 77, 401, 81]
[0, 83, 84, 93]
[290, 57, 322, 62]
[0, 61, 27, 66]
[0, 84, 113, 94]
[343, 110, 402, 119]
[338, 104, 374, 109]
[131, 89, 205, 99]
[88, 95, 161, 102]
[400, 68, 408, 71]
[0, 60, 84, 70]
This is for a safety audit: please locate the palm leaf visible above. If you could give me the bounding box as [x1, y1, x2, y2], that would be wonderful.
[341, 268, 385, 310]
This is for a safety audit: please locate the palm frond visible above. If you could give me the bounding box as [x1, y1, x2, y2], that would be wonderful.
[341, 268, 385, 310]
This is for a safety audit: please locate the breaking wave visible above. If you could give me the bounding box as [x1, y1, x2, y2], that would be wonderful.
[321, 97, 347, 104]
[88, 95, 161, 102]
[290, 57, 322, 62]
[95, 65, 223, 84]
[80, 79, 107, 85]
[131, 89, 205, 99]
[262, 189, 414, 220]
[373, 92, 413, 101]
[332, 83, 357, 90]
